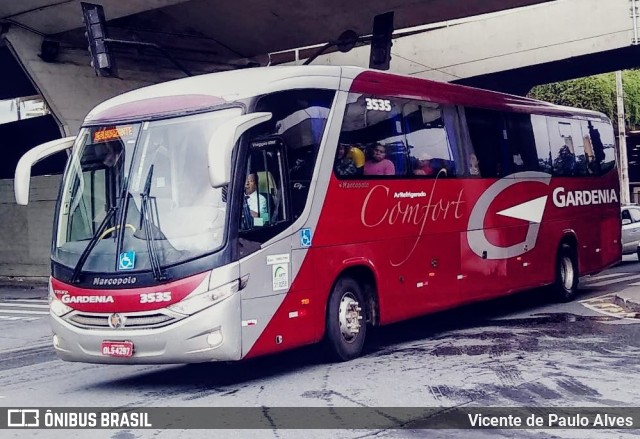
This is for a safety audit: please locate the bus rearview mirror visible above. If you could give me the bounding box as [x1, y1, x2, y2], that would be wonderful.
[14, 136, 76, 205]
[208, 112, 272, 188]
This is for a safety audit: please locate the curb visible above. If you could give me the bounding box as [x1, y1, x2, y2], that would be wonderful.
[0, 276, 48, 289]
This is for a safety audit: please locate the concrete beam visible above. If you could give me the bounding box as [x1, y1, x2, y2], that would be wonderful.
[1, 0, 191, 35]
[4, 26, 189, 134]
[293, 0, 636, 87]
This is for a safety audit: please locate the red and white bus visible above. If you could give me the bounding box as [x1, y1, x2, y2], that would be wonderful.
[15, 65, 621, 363]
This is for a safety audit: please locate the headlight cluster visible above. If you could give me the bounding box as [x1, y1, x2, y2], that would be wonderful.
[167, 279, 241, 316]
[49, 277, 72, 317]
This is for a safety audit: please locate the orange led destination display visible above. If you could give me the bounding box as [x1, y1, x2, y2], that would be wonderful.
[93, 126, 134, 143]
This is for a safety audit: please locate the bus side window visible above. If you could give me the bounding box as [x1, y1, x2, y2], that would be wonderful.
[253, 89, 335, 220]
[580, 119, 615, 176]
[339, 93, 406, 177]
[504, 113, 541, 175]
[547, 118, 579, 176]
[463, 107, 506, 178]
[404, 101, 456, 178]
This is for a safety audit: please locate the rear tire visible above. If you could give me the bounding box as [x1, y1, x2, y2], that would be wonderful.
[550, 243, 579, 302]
[325, 276, 367, 361]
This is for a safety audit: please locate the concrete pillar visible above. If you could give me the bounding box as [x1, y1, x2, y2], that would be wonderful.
[0, 27, 185, 278]
[3, 27, 176, 135]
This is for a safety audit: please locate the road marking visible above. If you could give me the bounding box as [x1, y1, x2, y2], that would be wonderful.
[0, 309, 49, 315]
[0, 315, 39, 321]
[583, 272, 631, 282]
[0, 300, 49, 322]
[584, 273, 640, 288]
[0, 303, 49, 309]
[580, 292, 640, 319]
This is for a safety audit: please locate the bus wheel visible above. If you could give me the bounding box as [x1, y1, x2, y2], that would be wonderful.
[551, 244, 579, 302]
[325, 277, 366, 361]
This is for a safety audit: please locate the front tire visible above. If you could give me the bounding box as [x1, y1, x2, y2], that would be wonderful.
[325, 276, 367, 361]
[550, 243, 579, 302]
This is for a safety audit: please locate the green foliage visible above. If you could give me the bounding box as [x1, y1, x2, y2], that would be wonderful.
[528, 70, 640, 129]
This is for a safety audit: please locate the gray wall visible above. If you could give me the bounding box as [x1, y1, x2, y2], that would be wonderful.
[0, 176, 60, 277]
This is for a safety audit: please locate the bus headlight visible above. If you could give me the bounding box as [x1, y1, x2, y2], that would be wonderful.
[49, 282, 72, 317]
[167, 279, 240, 316]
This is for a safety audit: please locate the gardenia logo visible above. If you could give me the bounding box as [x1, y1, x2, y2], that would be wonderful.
[394, 191, 427, 199]
[62, 294, 114, 304]
[552, 187, 618, 207]
[93, 276, 137, 286]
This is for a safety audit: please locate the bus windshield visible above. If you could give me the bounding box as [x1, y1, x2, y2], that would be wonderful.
[53, 107, 242, 274]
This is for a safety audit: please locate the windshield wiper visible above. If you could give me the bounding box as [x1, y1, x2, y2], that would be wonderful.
[70, 206, 117, 284]
[140, 165, 166, 281]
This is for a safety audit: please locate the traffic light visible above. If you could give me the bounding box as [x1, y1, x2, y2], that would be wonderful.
[81, 2, 117, 77]
[369, 12, 394, 71]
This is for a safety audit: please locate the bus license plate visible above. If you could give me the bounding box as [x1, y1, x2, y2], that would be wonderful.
[101, 341, 134, 357]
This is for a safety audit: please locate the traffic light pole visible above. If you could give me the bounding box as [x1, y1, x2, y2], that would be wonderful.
[616, 70, 631, 204]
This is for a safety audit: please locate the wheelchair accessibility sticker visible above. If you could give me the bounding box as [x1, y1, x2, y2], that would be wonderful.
[119, 251, 136, 270]
[300, 228, 312, 248]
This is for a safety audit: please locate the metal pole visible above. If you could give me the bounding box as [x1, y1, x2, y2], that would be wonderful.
[616, 70, 631, 204]
[632, 0, 639, 44]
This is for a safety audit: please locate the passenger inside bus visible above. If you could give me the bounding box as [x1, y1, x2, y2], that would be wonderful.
[469, 152, 480, 176]
[364, 143, 395, 176]
[346, 144, 365, 175]
[334, 143, 358, 176]
[412, 152, 436, 176]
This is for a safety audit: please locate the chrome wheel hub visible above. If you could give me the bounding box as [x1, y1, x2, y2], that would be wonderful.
[338, 293, 362, 343]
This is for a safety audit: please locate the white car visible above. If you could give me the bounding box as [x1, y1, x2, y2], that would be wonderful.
[621, 205, 640, 259]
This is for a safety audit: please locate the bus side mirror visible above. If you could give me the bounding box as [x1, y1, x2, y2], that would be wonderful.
[15, 136, 76, 205]
[622, 218, 631, 226]
[208, 112, 272, 188]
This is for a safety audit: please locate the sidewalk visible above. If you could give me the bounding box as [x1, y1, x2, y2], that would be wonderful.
[0, 276, 48, 300]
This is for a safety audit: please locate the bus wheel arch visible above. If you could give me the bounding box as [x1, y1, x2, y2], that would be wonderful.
[324, 265, 379, 361]
[550, 235, 579, 302]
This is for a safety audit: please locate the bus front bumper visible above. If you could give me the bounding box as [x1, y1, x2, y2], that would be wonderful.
[51, 293, 242, 364]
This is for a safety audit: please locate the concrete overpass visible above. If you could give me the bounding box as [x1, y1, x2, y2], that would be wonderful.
[290, 0, 640, 95]
[0, 0, 556, 134]
[0, 0, 630, 278]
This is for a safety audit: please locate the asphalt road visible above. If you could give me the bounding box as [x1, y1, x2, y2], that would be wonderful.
[1, 257, 640, 438]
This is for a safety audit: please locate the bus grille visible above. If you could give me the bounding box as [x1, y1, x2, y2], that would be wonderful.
[66, 311, 181, 329]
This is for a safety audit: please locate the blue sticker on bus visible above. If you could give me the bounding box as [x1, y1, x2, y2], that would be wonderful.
[300, 228, 312, 248]
[118, 251, 136, 270]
